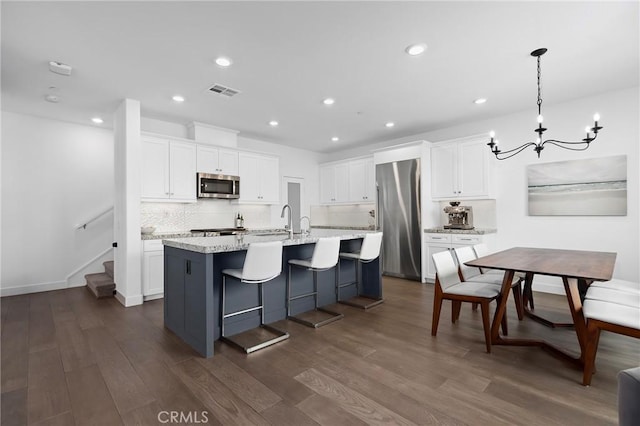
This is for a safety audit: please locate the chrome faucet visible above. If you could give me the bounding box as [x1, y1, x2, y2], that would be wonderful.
[280, 204, 293, 238]
[300, 216, 310, 235]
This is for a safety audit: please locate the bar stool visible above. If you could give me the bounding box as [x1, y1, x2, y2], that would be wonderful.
[221, 241, 289, 353]
[337, 232, 384, 309]
[287, 237, 344, 328]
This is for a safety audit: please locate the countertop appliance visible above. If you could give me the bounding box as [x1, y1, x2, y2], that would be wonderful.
[443, 201, 474, 230]
[376, 159, 421, 281]
[197, 172, 240, 199]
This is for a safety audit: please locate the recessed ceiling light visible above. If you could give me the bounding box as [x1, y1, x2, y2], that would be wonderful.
[215, 57, 232, 67]
[323, 98, 335, 106]
[405, 43, 427, 56]
[172, 95, 185, 102]
[91, 117, 104, 124]
[385, 122, 395, 128]
[331, 137, 339, 142]
[269, 120, 279, 127]
[474, 98, 487, 104]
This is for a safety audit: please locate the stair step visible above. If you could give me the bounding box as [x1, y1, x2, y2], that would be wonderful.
[85, 272, 115, 299]
[103, 261, 114, 279]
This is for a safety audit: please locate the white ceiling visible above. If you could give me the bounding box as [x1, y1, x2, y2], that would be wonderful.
[2, 1, 638, 153]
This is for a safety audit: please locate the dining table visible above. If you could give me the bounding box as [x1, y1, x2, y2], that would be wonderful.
[465, 247, 617, 367]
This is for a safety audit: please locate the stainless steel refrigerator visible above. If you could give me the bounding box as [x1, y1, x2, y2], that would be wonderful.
[376, 159, 421, 281]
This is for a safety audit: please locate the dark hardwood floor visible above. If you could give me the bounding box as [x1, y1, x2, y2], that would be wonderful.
[2, 277, 638, 425]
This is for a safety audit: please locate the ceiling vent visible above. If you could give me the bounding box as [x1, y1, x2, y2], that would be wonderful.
[208, 84, 240, 98]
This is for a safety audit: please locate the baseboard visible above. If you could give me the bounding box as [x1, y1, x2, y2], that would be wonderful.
[1, 280, 67, 297]
[143, 293, 164, 302]
[115, 291, 143, 307]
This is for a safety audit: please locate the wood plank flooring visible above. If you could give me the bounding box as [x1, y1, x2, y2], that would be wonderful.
[2, 277, 638, 425]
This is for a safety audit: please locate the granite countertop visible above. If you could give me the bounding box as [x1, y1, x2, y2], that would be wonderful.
[162, 229, 375, 254]
[424, 227, 497, 235]
[141, 228, 288, 240]
[311, 225, 376, 230]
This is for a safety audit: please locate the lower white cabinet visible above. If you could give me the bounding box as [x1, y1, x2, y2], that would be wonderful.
[142, 240, 164, 300]
[423, 232, 496, 283]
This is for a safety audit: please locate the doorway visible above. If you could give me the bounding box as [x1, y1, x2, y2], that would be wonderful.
[282, 177, 305, 233]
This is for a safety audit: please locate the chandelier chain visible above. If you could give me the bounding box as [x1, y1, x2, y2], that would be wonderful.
[536, 55, 542, 116]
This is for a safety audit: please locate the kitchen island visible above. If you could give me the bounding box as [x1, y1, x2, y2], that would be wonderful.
[162, 229, 381, 357]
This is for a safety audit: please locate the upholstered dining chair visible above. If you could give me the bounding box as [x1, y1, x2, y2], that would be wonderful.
[431, 250, 505, 353]
[582, 283, 640, 385]
[454, 246, 524, 322]
[474, 243, 529, 312]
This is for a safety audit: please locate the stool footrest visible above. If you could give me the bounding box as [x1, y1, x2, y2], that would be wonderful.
[338, 280, 357, 289]
[289, 291, 317, 301]
[288, 308, 344, 328]
[221, 324, 289, 354]
[223, 305, 261, 319]
[339, 296, 384, 310]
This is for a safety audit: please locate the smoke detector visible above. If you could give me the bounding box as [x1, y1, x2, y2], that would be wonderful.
[49, 61, 72, 76]
[44, 94, 59, 103]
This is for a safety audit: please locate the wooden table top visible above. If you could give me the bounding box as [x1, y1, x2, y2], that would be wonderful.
[466, 247, 617, 282]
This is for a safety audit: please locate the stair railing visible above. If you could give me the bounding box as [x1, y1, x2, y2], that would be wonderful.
[65, 246, 114, 285]
[75, 206, 114, 230]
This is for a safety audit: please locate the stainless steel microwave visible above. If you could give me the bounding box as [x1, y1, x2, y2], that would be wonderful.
[197, 173, 240, 199]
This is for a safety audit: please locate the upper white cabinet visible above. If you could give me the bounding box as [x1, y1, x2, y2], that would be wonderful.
[196, 145, 239, 175]
[320, 157, 375, 204]
[348, 158, 376, 202]
[431, 137, 492, 200]
[320, 162, 350, 203]
[238, 152, 280, 203]
[141, 136, 196, 202]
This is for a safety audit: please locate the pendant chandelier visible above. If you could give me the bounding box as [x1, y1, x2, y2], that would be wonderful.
[487, 48, 603, 160]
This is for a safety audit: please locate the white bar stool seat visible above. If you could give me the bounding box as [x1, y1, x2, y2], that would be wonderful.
[287, 237, 344, 328]
[221, 241, 289, 353]
[337, 232, 384, 310]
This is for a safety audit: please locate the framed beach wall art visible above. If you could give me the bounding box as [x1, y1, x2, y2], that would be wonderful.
[527, 155, 627, 216]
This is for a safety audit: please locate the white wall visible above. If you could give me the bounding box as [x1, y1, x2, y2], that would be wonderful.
[1, 111, 114, 295]
[328, 87, 640, 290]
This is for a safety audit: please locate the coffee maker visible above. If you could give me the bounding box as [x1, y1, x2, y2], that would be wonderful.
[443, 201, 474, 230]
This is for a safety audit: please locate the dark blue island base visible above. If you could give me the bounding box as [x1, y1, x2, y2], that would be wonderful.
[163, 237, 382, 357]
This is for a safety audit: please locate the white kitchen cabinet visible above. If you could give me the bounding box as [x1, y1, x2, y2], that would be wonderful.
[348, 158, 376, 202]
[238, 152, 280, 203]
[142, 240, 164, 300]
[169, 141, 197, 201]
[423, 232, 496, 282]
[196, 145, 239, 175]
[321, 157, 374, 204]
[319, 163, 350, 203]
[431, 137, 492, 200]
[141, 137, 196, 202]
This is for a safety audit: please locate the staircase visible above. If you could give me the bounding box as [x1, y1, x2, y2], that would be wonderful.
[85, 261, 116, 299]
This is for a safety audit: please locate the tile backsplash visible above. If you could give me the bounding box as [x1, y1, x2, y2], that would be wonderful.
[311, 203, 376, 229]
[141, 201, 271, 232]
